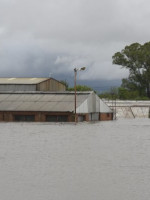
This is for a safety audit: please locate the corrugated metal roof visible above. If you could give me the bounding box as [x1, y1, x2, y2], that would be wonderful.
[100, 99, 113, 113]
[0, 91, 113, 113]
[0, 91, 93, 94]
[0, 92, 90, 112]
[0, 78, 50, 84]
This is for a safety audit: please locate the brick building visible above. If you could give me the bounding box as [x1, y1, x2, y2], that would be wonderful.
[0, 91, 113, 122]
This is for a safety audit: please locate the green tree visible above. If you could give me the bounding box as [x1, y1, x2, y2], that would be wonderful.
[118, 87, 140, 100]
[60, 81, 93, 92]
[67, 85, 93, 91]
[60, 80, 69, 90]
[99, 87, 118, 100]
[112, 42, 150, 98]
[99, 92, 112, 99]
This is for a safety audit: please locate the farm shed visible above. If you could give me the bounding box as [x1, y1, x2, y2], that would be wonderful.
[0, 78, 66, 92]
[0, 91, 113, 122]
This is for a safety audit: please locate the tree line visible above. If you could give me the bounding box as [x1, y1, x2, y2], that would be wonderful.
[60, 80, 93, 92]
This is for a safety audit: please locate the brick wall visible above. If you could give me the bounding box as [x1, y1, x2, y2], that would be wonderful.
[99, 113, 113, 121]
[0, 111, 113, 122]
[0, 111, 73, 122]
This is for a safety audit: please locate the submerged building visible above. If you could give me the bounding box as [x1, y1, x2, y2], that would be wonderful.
[0, 91, 113, 122]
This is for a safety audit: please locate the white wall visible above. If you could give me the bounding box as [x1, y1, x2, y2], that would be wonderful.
[77, 92, 100, 113]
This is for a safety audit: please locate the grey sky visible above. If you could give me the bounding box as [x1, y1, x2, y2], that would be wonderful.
[0, 0, 150, 81]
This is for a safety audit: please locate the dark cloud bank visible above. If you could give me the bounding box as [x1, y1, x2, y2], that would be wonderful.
[0, 0, 150, 91]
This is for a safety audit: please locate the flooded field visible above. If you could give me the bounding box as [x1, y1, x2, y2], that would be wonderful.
[0, 119, 150, 200]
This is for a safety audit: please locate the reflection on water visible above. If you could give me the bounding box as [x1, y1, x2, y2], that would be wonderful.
[0, 119, 150, 200]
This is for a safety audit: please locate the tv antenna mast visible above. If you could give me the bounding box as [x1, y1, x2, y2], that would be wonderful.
[49, 73, 53, 78]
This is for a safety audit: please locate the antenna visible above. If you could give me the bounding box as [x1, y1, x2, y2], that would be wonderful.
[49, 73, 53, 78]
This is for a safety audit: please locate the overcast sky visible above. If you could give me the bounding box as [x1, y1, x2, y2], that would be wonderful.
[0, 0, 150, 82]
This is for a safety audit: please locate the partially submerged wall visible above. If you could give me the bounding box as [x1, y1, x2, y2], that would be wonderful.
[100, 113, 113, 121]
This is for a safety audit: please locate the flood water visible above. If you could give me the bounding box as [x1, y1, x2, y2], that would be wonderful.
[0, 119, 150, 200]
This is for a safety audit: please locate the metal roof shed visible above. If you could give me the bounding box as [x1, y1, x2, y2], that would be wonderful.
[0, 78, 66, 92]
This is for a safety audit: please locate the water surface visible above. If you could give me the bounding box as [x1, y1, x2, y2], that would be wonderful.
[0, 119, 150, 200]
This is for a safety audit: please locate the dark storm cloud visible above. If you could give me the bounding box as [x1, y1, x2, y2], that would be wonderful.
[0, 0, 150, 80]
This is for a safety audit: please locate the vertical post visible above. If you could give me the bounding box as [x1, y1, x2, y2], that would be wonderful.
[74, 67, 86, 124]
[74, 68, 77, 123]
[112, 93, 114, 119]
[114, 96, 117, 120]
